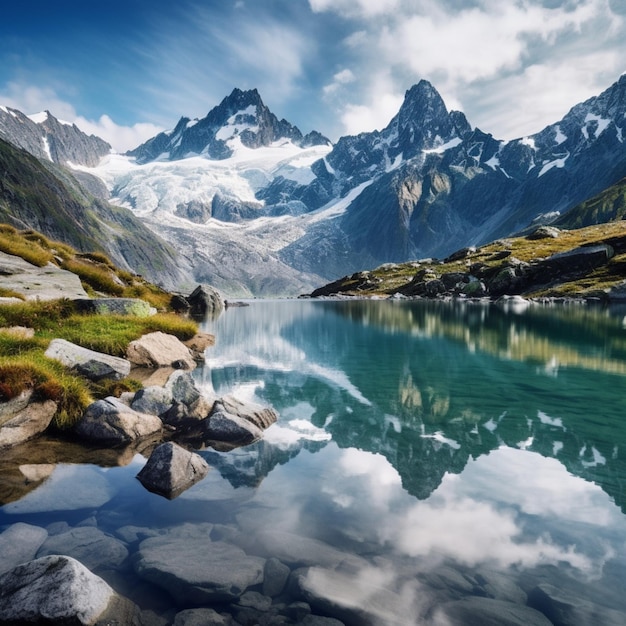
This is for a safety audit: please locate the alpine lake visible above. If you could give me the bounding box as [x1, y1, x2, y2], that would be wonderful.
[2, 298, 626, 625]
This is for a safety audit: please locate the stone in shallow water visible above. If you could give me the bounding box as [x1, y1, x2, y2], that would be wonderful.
[173, 608, 233, 626]
[136, 441, 209, 499]
[3, 465, 114, 514]
[37, 526, 129, 571]
[0, 523, 48, 575]
[0, 554, 139, 625]
[133, 524, 265, 604]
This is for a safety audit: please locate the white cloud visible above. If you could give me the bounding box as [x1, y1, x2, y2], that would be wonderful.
[72, 115, 163, 153]
[0, 81, 162, 152]
[323, 68, 356, 96]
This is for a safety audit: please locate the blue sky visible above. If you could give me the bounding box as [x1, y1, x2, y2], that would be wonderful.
[1, 0, 624, 151]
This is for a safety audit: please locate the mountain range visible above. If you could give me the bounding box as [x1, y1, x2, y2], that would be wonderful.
[1, 76, 626, 296]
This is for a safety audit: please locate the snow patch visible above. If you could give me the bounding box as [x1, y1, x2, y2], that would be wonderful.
[553, 125, 567, 145]
[422, 137, 462, 154]
[583, 112, 611, 139]
[28, 111, 49, 124]
[521, 136, 536, 150]
[538, 153, 569, 177]
[41, 136, 52, 161]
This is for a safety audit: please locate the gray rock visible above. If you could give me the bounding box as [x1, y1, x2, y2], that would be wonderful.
[527, 225, 561, 239]
[173, 608, 234, 626]
[0, 523, 48, 575]
[126, 331, 196, 370]
[45, 338, 131, 381]
[263, 557, 291, 597]
[0, 399, 57, 448]
[436, 596, 553, 626]
[0, 555, 139, 625]
[187, 284, 224, 317]
[136, 442, 209, 499]
[203, 408, 265, 445]
[300, 616, 345, 626]
[131, 386, 174, 417]
[73, 298, 156, 317]
[216, 395, 278, 430]
[37, 526, 129, 570]
[166, 371, 203, 405]
[74, 397, 162, 445]
[607, 280, 626, 302]
[0, 251, 88, 301]
[134, 526, 265, 604]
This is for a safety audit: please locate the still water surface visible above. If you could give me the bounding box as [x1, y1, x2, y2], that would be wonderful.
[2, 299, 626, 625]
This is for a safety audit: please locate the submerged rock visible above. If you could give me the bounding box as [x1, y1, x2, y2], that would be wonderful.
[133, 525, 265, 604]
[136, 442, 209, 499]
[0, 523, 48, 575]
[0, 555, 139, 625]
[435, 596, 553, 626]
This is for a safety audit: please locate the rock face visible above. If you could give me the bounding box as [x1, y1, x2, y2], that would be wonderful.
[127, 88, 329, 164]
[0, 554, 138, 625]
[45, 338, 131, 382]
[0, 396, 57, 448]
[126, 331, 196, 370]
[0, 107, 111, 167]
[73, 397, 162, 445]
[133, 525, 265, 604]
[136, 442, 209, 499]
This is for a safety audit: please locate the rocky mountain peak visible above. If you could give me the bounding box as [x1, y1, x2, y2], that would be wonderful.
[128, 87, 330, 164]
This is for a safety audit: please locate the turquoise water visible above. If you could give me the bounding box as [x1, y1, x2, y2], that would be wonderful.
[2, 299, 626, 624]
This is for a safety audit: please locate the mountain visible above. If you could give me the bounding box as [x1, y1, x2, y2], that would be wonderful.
[0, 136, 190, 290]
[0, 107, 110, 167]
[84, 76, 626, 296]
[128, 87, 330, 164]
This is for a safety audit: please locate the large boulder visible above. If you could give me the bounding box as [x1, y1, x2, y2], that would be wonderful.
[126, 332, 196, 370]
[0, 394, 57, 448]
[0, 555, 139, 625]
[136, 442, 209, 499]
[45, 338, 131, 381]
[187, 285, 224, 318]
[73, 397, 162, 445]
[133, 525, 265, 604]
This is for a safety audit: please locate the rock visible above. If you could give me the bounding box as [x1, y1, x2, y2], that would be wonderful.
[440, 272, 468, 290]
[74, 397, 162, 445]
[37, 526, 129, 570]
[607, 280, 626, 302]
[202, 408, 265, 446]
[162, 396, 215, 430]
[173, 608, 234, 626]
[187, 284, 225, 318]
[263, 557, 291, 597]
[0, 555, 139, 625]
[527, 225, 561, 239]
[126, 332, 196, 370]
[444, 246, 476, 262]
[488, 267, 525, 296]
[542, 243, 614, 273]
[0, 251, 88, 301]
[45, 338, 131, 381]
[424, 278, 447, 297]
[166, 371, 203, 405]
[136, 442, 209, 499]
[435, 596, 553, 626]
[0, 398, 57, 448]
[183, 332, 215, 361]
[460, 278, 487, 297]
[217, 395, 278, 429]
[0, 523, 48, 575]
[133, 526, 265, 604]
[131, 386, 174, 417]
[73, 298, 156, 317]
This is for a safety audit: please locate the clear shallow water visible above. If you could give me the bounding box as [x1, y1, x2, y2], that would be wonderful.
[2, 299, 626, 625]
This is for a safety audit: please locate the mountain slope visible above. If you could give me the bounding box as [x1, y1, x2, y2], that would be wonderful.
[0, 137, 190, 289]
[0, 107, 110, 167]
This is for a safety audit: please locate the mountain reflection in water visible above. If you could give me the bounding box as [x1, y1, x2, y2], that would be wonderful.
[1, 299, 625, 625]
